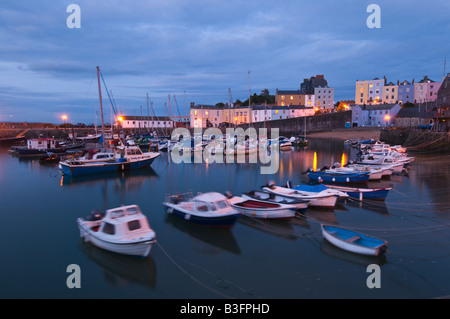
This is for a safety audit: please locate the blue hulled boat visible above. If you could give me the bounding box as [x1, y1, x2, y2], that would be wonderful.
[307, 171, 370, 183]
[60, 146, 160, 176]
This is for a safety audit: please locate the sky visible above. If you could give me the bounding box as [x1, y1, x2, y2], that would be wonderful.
[0, 0, 449, 124]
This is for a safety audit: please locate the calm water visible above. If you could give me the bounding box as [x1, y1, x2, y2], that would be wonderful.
[1, 138, 449, 299]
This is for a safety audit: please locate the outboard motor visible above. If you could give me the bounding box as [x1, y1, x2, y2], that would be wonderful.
[224, 191, 233, 199]
[285, 180, 293, 188]
[87, 209, 105, 221]
[266, 180, 275, 189]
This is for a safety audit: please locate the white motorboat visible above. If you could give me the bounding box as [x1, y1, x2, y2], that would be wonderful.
[162, 192, 241, 227]
[356, 154, 404, 172]
[77, 205, 156, 257]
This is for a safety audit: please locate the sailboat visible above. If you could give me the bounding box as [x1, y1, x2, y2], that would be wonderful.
[59, 67, 160, 176]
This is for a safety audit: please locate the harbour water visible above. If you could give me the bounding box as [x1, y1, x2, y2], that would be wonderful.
[0, 138, 449, 299]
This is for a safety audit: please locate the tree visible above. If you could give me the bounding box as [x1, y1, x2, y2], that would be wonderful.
[402, 102, 415, 108]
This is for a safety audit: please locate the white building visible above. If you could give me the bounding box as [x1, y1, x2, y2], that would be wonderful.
[252, 105, 272, 123]
[190, 105, 224, 128]
[314, 87, 335, 111]
[119, 116, 173, 129]
[351, 103, 401, 127]
[304, 94, 315, 108]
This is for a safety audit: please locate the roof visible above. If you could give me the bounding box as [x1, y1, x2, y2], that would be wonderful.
[121, 115, 171, 121]
[276, 90, 305, 95]
[418, 76, 435, 83]
[355, 103, 400, 111]
[396, 105, 436, 118]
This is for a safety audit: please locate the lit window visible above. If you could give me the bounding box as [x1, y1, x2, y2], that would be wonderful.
[290, 96, 293, 100]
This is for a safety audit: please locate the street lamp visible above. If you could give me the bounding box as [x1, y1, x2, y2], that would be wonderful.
[385, 115, 390, 127]
[62, 115, 67, 127]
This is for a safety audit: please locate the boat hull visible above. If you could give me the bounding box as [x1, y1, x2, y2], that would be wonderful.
[231, 199, 297, 219]
[241, 192, 308, 212]
[163, 203, 241, 227]
[324, 185, 391, 200]
[308, 171, 370, 183]
[61, 156, 158, 176]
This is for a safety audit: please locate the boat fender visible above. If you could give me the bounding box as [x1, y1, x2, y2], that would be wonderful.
[185, 214, 191, 220]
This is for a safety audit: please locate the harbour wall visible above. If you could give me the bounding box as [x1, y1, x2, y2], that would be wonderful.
[236, 111, 353, 136]
[380, 128, 450, 153]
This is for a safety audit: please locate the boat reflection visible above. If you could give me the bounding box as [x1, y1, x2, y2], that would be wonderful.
[320, 237, 387, 267]
[165, 214, 241, 255]
[237, 215, 297, 240]
[61, 167, 159, 187]
[345, 198, 390, 215]
[80, 240, 157, 288]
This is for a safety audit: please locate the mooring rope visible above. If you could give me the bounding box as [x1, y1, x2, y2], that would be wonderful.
[155, 241, 233, 298]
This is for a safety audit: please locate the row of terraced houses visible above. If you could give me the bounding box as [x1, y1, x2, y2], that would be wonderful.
[117, 73, 450, 131]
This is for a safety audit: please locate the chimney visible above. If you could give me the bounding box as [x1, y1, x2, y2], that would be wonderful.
[383, 75, 387, 85]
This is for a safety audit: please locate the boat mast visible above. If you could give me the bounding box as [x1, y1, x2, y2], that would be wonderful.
[96, 66, 106, 149]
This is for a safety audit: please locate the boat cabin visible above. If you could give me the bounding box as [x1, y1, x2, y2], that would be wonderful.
[93, 205, 153, 239]
[27, 138, 59, 150]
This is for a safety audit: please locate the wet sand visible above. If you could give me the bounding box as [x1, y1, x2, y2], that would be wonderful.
[307, 128, 382, 141]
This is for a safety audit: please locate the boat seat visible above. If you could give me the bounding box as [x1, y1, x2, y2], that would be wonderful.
[345, 236, 361, 243]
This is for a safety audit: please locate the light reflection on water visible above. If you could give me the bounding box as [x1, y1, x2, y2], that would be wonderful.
[0, 138, 449, 299]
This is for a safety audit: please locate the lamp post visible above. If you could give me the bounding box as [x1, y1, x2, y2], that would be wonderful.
[385, 115, 390, 127]
[62, 115, 67, 127]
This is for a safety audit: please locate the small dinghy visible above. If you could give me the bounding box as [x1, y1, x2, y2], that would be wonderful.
[162, 192, 241, 227]
[228, 195, 299, 219]
[321, 224, 388, 256]
[77, 205, 156, 257]
[241, 190, 309, 213]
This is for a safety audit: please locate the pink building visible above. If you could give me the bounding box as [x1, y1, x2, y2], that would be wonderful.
[414, 76, 441, 103]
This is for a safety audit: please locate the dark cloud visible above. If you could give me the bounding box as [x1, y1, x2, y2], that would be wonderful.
[0, 0, 449, 123]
